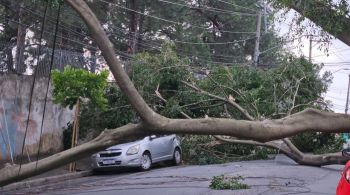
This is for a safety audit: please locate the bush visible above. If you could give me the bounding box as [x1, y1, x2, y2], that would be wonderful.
[210, 175, 249, 190]
[291, 132, 344, 153]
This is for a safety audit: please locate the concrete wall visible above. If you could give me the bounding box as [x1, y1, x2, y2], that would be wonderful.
[0, 74, 73, 161]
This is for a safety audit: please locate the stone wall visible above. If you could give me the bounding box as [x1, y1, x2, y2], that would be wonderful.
[0, 74, 73, 161]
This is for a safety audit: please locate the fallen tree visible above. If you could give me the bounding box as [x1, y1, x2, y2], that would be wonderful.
[0, 0, 350, 187]
[179, 80, 348, 166]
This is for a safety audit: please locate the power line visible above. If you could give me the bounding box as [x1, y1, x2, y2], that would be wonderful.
[0, 15, 97, 50]
[0, 2, 90, 39]
[107, 22, 256, 46]
[20, 5, 90, 38]
[215, 0, 258, 12]
[326, 95, 347, 101]
[0, 3, 281, 68]
[155, 0, 257, 16]
[97, 0, 257, 34]
[312, 47, 350, 59]
[14, 1, 269, 64]
[20, 3, 258, 48]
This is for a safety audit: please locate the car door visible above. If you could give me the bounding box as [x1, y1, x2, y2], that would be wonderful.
[159, 134, 175, 159]
[148, 135, 167, 162]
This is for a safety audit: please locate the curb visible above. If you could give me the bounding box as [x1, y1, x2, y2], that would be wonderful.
[1, 170, 93, 191]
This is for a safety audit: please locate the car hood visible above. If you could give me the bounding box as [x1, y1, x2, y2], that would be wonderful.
[105, 139, 143, 150]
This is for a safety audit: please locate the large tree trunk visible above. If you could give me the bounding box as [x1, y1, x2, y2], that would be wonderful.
[0, 124, 147, 186]
[14, 2, 26, 74]
[127, 0, 139, 54]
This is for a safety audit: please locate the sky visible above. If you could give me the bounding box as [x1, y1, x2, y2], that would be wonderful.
[275, 11, 350, 114]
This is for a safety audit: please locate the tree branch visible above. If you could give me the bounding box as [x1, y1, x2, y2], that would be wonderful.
[181, 81, 255, 120]
[276, 0, 350, 46]
[287, 77, 305, 115]
[213, 135, 348, 166]
[157, 108, 350, 142]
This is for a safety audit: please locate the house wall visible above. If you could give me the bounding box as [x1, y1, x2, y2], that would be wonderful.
[0, 74, 73, 161]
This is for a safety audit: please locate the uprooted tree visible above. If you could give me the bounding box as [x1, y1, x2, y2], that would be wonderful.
[0, 0, 350, 187]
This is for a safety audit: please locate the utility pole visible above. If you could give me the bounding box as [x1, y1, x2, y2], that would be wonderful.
[263, 1, 268, 33]
[346, 74, 350, 114]
[309, 35, 313, 62]
[253, 1, 262, 67]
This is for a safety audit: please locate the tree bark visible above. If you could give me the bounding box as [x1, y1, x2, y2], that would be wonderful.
[0, 123, 147, 187]
[14, 2, 26, 74]
[127, 0, 139, 54]
[213, 136, 348, 167]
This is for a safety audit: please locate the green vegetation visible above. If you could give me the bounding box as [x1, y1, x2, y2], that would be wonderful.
[210, 175, 249, 190]
[291, 132, 343, 154]
[51, 67, 109, 109]
[51, 67, 109, 149]
[52, 44, 339, 164]
[181, 135, 275, 165]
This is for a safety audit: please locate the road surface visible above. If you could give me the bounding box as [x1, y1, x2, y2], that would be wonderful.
[1, 155, 344, 195]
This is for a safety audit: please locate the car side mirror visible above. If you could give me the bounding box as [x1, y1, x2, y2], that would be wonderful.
[342, 148, 350, 158]
[150, 135, 157, 140]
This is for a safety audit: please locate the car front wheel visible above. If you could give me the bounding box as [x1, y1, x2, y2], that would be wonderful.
[140, 152, 152, 171]
[173, 148, 181, 165]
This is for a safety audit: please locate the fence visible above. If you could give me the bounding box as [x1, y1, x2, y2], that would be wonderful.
[0, 41, 105, 77]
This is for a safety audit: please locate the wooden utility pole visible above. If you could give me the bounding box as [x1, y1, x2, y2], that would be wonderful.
[253, 1, 262, 67]
[69, 99, 80, 172]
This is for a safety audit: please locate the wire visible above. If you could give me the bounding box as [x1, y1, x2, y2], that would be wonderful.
[35, 4, 61, 173]
[215, 0, 258, 12]
[28, 2, 48, 170]
[97, 0, 257, 34]
[0, 15, 98, 51]
[0, 2, 90, 40]
[172, 37, 255, 45]
[0, 2, 280, 68]
[155, 0, 257, 16]
[327, 98, 346, 103]
[16, 2, 257, 55]
[312, 47, 350, 59]
[10, 1, 264, 64]
[18, 4, 61, 175]
[20, 5, 90, 38]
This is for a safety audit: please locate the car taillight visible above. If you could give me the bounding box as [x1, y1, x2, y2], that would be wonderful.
[345, 167, 350, 183]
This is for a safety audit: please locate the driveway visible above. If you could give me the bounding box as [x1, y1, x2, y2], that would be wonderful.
[1, 155, 344, 195]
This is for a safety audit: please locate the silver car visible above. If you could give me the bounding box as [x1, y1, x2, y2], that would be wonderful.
[91, 134, 181, 171]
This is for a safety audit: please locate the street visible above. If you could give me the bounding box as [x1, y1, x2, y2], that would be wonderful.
[1, 155, 344, 195]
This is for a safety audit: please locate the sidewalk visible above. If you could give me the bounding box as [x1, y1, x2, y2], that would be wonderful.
[0, 157, 93, 191]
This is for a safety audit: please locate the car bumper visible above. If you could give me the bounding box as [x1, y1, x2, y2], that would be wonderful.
[91, 154, 142, 169]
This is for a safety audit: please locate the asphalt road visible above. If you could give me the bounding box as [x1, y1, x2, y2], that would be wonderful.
[2, 155, 344, 195]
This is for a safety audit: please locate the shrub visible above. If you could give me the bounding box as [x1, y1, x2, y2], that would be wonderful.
[291, 132, 344, 153]
[210, 175, 249, 190]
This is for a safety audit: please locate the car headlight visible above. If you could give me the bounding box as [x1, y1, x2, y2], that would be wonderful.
[126, 144, 140, 155]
